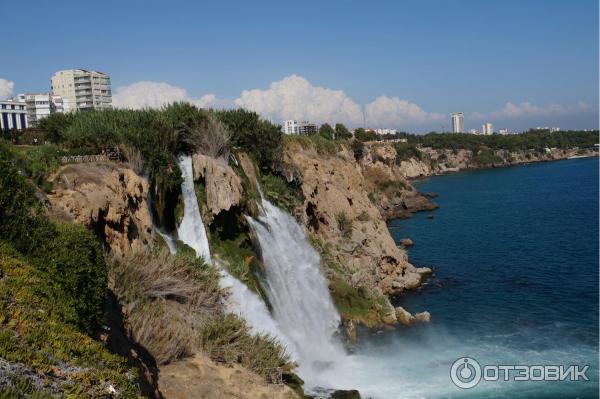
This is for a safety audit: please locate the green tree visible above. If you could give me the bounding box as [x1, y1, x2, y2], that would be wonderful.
[319, 123, 335, 139]
[335, 123, 352, 139]
[355, 128, 376, 142]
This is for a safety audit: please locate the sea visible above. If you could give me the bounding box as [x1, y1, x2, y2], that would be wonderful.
[349, 157, 598, 398]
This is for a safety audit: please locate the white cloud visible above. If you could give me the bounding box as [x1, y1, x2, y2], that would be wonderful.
[0, 79, 15, 99]
[112, 81, 220, 109]
[113, 76, 443, 129]
[472, 101, 593, 120]
[365, 96, 444, 127]
[234, 75, 363, 125]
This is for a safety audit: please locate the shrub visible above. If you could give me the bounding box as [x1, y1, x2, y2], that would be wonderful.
[108, 248, 221, 365]
[214, 109, 282, 169]
[0, 242, 140, 397]
[197, 313, 293, 382]
[30, 222, 108, 335]
[394, 143, 422, 163]
[319, 123, 335, 140]
[335, 123, 352, 140]
[351, 139, 365, 161]
[260, 173, 304, 213]
[336, 212, 353, 239]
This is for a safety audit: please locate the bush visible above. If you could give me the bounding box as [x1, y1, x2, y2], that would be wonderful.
[29, 222, 107, 335]
[260, 173, 304, 213]
[336, 212, 353, 239]
[335, 123, 352, 140]
[319, 123, 335, 140]
[394, 143, 422, 163]
[351, 139, 365, 161]
[108, 248, 221, 365]
[0, 242, 140, 397]
[214, 109, 282, 169]
[197, 313, 293, 382]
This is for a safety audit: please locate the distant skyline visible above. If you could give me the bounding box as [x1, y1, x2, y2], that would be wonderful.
[0, 0, 598, 132]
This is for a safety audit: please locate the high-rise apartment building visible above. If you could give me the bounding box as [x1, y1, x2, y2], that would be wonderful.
[482, 122, 494, 135]
[50, 69, 112, 111]
[451, 112, 464, 133]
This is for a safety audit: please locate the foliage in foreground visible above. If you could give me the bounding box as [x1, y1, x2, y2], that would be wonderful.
[0, 243, 140, 398]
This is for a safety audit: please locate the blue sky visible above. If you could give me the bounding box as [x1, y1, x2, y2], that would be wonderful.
[1, 0, 598, 132]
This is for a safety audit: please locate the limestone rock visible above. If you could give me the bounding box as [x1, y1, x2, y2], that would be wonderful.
[192, 153, 243, 217]
[399, 238, 414, 247]
[395, 306, 415, 326]
[414, 311, 431, 323]
[47, 162, 154, 256]
[282, 142, 427, 297]
[158, 354, 299, 399]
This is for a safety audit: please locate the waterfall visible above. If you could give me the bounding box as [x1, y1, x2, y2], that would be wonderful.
[177, 155, 211, 262]
[175, 155, 290, 345]
[247, 196, 348, 388]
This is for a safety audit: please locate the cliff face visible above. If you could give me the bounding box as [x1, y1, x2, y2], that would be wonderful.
[47, 162, 154, 256]
[281, 142, 431, 301]
[191, 153, 243, 221]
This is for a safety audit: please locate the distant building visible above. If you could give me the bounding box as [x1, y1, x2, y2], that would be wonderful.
[374, 128, 398, 135]
[451, 112, 464, 133]
[469, 128, 479, 135]
[50, 69, 112, 111]
[535, 126, 560, 132]
[15, 93, 71, 126]
[0, 100, 28, 130]
[282, 120, 318, 135]
[498, 128, 508, 135]
[482, 122, 493, 135]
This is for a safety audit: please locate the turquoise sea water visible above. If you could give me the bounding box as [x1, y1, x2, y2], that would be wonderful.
[354, 158, 598, 399]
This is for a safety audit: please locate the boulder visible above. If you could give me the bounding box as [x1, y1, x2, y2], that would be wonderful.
[394, 306, 415, 326]
[399, 238, 414, 247]
[192, 153, 243, 218]
[414, 311, 431, 323]
[331, 390, 361, 399]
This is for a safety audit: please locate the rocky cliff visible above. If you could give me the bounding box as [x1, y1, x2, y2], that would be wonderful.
[47, 162, 155, 256]
[280, 141, 431, 327]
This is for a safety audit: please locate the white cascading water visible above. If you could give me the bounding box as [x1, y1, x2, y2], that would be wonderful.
[247, 196, 349, 388]
[175, 155, 289, 343]
[177, 155, 212, 262]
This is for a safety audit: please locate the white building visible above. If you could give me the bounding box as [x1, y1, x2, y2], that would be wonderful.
[498, 128, 508, 135]
[283, 120, 299, 134]
[374, 128, 398, 135]
[451, 112, 464, 133]
[282, 120, 318, 135]
[0, 100, 28, 130]
[51, 69, 112, 111]
[469, 128, 479, 135]
[15, 93, 72, 126]
[482, 122, 493, 135]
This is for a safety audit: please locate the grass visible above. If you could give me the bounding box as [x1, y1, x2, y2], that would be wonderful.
[211, 238, 262, 293]
[196, 313, 294, 383]
[108, 248, 221, 365]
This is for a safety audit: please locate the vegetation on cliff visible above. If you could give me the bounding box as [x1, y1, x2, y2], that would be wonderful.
[0, 144, 141, 397]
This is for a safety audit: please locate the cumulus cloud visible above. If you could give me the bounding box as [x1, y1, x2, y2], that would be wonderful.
[112, 81, 220, 109]
[234, 75, 363, 125]
[472, 101, 592, 120]
[365, 96, 444, 127]
[0, 78, 15, 99]
[113, 75, 443, 129]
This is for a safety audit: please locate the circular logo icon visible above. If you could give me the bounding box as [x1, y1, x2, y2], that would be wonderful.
[450, 357, 482, 389]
